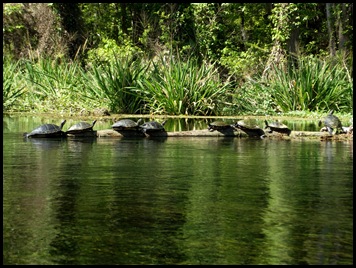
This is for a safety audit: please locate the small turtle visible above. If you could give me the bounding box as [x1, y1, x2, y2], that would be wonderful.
[24, 120, 67, 138]
[140, 120, 167, 134]
[235, 120, 266, 138]
[265, 120, 292, 136]
[207, 121, 234, 132]
[318, 110, 343, 135]
[66, 120, 97, 135]
[112, 118, 143, 131]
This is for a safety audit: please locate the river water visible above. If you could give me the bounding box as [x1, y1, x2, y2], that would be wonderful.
[3, 115, 353, 265]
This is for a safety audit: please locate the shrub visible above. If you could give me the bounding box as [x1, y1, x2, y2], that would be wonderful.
[82, 54, 147, 113]
[266, 55, 353, 112]
[130, 55, 233, 115]
[3, 58, 27, 111]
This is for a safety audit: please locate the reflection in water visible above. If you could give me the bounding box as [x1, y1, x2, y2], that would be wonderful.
[49, 137, 96, 264]
[3, 118, 353, 265]
[25, 137, 67, 150]
[49, 177, 81, 264]
[66, 137, 97, 153]
[259, 140, 353, 265]
[179, 138, 268, 264]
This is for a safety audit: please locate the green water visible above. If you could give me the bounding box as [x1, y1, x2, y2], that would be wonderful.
[3, 116, 353, 265]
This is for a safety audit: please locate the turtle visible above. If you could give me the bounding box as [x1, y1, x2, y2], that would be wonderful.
[318, 110, 343, 135]
[264, 120, 292, 136]
[207, 121, 234, 132]
[112, 118, 143, 131]
[234, 120, 266, 138]
[140, 120, 167, 134]
[66, 120, 97, 135]
[24, 120, 67, 138]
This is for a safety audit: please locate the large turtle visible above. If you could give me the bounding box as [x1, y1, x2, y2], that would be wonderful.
[66, 120, 97, 135]
[140, 120, 167, 134]
[265, 120, 292, 136]
[24, 120, 67, 138]
[318, 110, 343, 135]
[207, 121, 234, 132]
[112, 118, 143, 131]
[234, 120, 266, 138]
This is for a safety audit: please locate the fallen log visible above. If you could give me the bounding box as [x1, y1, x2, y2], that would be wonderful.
[97, 129, 244, 137]
[96, 129, 352, 140]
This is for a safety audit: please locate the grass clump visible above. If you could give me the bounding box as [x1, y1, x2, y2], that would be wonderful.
[82, 55, 147, 114]
[130, 55, 233, 115]
[232, 54, 353, 115]
[3, 58, 27, 111]
[3, 51, 352, 116]
[23, 57, 87, 113]
[266, 55, 352, 113]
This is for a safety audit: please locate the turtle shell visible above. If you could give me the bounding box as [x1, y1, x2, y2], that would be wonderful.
[67, 120, 97, 134]
[112, 119, 142, 131]
[207, 121, 233, 132]
[24, 120, 66, 138]
[318, 110, 343, 135]
[140, 120, 166, 133]
[235, 120, 266, 138]
[264, 120, 291, 136]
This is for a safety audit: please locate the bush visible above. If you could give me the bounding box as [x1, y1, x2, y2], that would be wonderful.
[86, 38, 142, 66]
[3, 58, 27, 111]
[266, 55, 353, 113]
[130, 54, 233, 115]
[82, 54, 147, 113]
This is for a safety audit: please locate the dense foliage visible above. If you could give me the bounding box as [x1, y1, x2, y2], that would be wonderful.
[3, 3, 353, 115]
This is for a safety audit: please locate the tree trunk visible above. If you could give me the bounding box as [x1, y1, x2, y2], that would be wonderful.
[53, 3, 86, 60]
[111, 3, 120, 42]
[263, 3, 288, 77]
[120, 3, 128, 36]
[129, 4, 143, 46]
[326, 3, 336, 57]
[337, 3, 347, 51]
[265, 3, 273, 16]
[287, 24, 299, 56]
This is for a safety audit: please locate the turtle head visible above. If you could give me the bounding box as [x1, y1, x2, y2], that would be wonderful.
[137, 118, 143, 125]
[264, 120, 269, 129]
[92, 119, 97, 127]
[234, 121, 241, 129]
[161, 120, 167, 126]
[234, 119, 243, 128]
[60, 120, 67, 129]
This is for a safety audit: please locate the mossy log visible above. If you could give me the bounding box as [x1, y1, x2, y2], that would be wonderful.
[96, 129, 352, 140]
